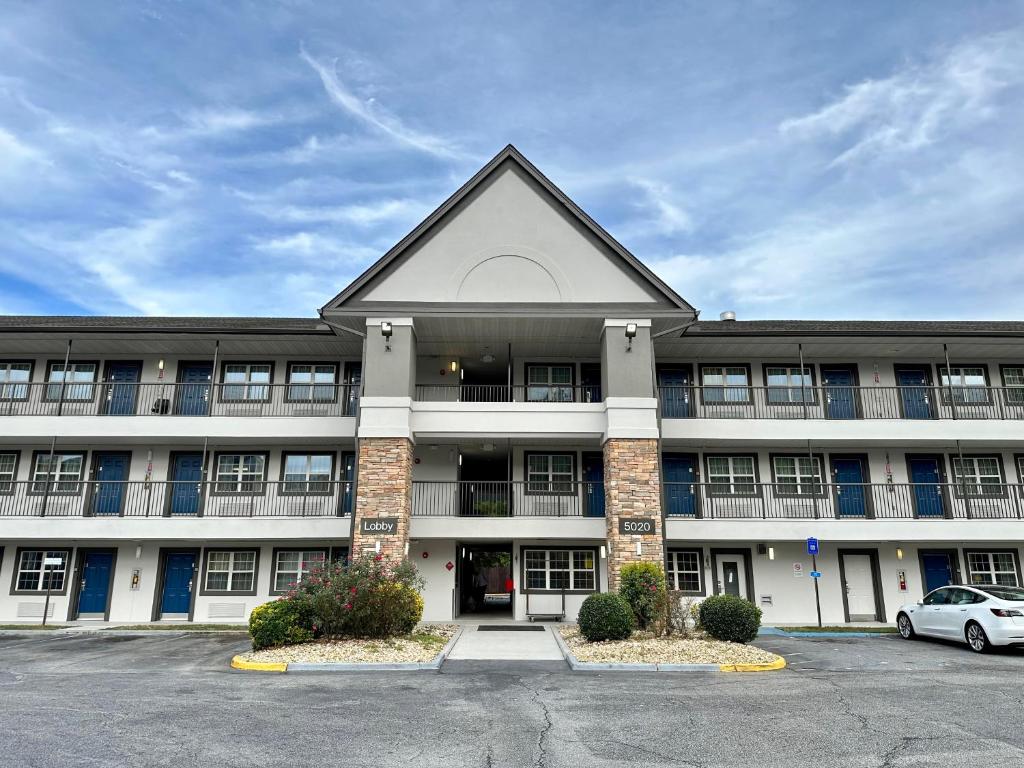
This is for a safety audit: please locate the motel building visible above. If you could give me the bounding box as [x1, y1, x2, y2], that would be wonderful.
[2, 145, 1024, 627]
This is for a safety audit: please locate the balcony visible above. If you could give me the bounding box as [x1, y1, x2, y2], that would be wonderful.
[411, 480, 605, 517]
[414, 384, 601, 403]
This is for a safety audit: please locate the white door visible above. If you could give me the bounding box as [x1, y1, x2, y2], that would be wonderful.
[717, 556, 747, 599]
[842, 554, 877, 621]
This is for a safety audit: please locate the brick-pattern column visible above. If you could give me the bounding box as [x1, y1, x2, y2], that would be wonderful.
[351, 437, 413, 561]
[603, 438, 665, 591]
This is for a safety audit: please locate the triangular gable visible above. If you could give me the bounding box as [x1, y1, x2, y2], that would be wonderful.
[321, 145, 695, 315]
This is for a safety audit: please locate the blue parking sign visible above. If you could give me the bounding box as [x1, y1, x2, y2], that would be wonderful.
[810, 570, 822, 579]
[806, 537, 819, 555]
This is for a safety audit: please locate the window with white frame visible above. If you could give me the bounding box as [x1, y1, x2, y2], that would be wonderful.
[938, 366, 989, 405]
[15, 549, 69, 592]
[1003, 366, 1024, 405]
[282, 454, 333, 494]
[214, 453, 266, 494]
[524, 549, 596, 591]
[204, 551, 257, 592]
[951, 456, 1004, 497]
[0, 361, 31, 400]
[31, 452, 85, 493]
[526, 453, 574, 494]
[772, 456, 823, 496]
[700, 366, 750, 403]
[46, 361, 96, 401]
[273, 549, 326, 592]
[221, 362, 272, 401]
[526, 364, 574, 402]
[765, 366, 814, 404]
[966, 551, 1019, 587]
[706, 456, 756, 495]
[287, 363, 337, 402]
[0, 452, 17, 493]
[666, 550, 702, 593]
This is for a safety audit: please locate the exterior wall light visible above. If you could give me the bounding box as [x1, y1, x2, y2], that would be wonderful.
[600, 545, 606, 559]
[768, 547, 775, 561]
[624, 322, 638, 351]
[450, 360, 458, 372]
[896, 547, 904, 560]
[381, 321, 393, 351]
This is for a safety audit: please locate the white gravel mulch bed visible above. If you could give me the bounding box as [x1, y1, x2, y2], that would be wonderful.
[237, 624, 458, 665]
[559, 627, 781, 665]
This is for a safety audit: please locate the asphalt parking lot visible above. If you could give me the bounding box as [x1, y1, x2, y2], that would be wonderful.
[2, 631, 1024, 767]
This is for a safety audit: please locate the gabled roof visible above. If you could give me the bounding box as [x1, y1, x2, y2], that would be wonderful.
[320, 144, 695, 314]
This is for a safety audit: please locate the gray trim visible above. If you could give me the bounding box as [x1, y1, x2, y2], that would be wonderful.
[709, 548, 754, 599]
[683, 320, 1024, 338]
[70, 547, 119, 621]
[665, 547, 706, 596]
[904, 453, 950, 518]
[10, 546, 73, 597]
[962, 548, 1023, 588]
[151, 547, 201, 621]
[768, 452, 827, 499]
[828, 453, 875, 518]
[0, 359, 37, 395]
[43, 359, 101, 403]
[278, 451, 338, 496]
[916, 548, 962, 595]
[210, 450, 271, 497]
[518, 545, 601, 595]
[85, 450, 133, 517]
[947, 453, 1008, 500]
[523, 451, 577, 497]
[27, 449, 88, 497]
[0, 449, 21, 495]
[837, 548, 886, 622]
[199, 547, 260, 597]
[269, 546, 330, 596]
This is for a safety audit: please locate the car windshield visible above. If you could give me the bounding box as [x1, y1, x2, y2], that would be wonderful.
[977, 586, 1024, 601]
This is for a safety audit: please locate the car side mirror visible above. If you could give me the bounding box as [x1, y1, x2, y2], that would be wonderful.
[916, 601, 923, 606]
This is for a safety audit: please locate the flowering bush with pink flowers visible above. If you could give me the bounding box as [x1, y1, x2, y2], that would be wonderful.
[618, 562, 668, 632]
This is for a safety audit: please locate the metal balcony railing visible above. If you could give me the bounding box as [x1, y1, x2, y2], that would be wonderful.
[658, 385, 1024, 420]
[412, 480, 606, 517]
[413, 384, 602, 403]
[663, 482, 1024, 520]
[0, 480, 354, 518]
[0, 383, 360, 417]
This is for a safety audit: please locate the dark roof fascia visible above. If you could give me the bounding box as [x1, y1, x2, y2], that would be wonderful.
[326, 301, 689, 318]
[684, 322, 1024, 339]
[0, 318, 333, 336]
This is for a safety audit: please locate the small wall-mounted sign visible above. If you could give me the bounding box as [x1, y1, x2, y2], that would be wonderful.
[360, 517, 399, 535]
[618, 518, 656, 535]
[793, 563, 804, 578]
[445, 561, 454, 572]
[130, 568, 141, 591]
[897, 569, 908, 592]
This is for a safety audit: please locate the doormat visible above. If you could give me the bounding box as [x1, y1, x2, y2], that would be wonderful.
[476, 626, 546, 632]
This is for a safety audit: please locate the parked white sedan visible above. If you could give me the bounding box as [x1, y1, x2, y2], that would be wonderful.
[897, 585, 1024, 652]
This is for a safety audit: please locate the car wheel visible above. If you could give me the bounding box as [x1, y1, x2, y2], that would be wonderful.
[965, 622, 990, 653]
[897, 612, 916, 639]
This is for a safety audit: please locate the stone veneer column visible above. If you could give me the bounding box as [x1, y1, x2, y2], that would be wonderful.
[602, 438, 665, 591]
[351, 437, 414, 560]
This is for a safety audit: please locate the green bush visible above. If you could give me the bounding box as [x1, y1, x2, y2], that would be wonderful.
[698, 594, 762, 643]
[618, 562, 668, 631]
[248, 599, 314, 650]
[577, 592, 635, 641]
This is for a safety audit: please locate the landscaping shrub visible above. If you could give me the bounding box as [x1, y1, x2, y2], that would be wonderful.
[248, 599, 314, 650]
[577, 592, 635, 641]
[618, 562, 668, 632]
[698, 594, 762, 643]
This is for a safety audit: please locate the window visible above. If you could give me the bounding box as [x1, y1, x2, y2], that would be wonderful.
[523, 549, 596, 592]
[706, 456, 757, 495]
[203, 550, 257, 593]
[272, 549, 326, 593]
[214, 453, 267, 494]
[526, 364, 574, 402]
[287, 363, 337, 402]
[0, 361, 32, 400]
[46, 361, 97, 401]
[938, 366, 989, 404]
[772, 456, 823, 496]
[30, 452, 85, 494]
[765, 365, 815, 404]
[1001, 366, 1024, 406]
[700, 365, 750, 403]
[281, 453, 334, 495]
[667, 550, 703, 593]
[922, 587, 952, 605]
[0, 452, 18, 494]
[526, 453, 574, 494]
[951, 456, 1004, 497]
[221, 362, 272, 401]
[966, 551, 1020, 587]
[13, 549, 69, 593]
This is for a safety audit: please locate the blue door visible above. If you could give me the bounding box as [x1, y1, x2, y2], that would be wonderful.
[822, 366, 857, 419]
[340, 453, 355, 515]
[897, 367, 933, 419]
[909, 457, 945, 517]
[175, 363, 212, 415]
[582, 453, 605, 517]
[160, 552, 196, 616]
[169, 453, 204, 515]
[90, 452, 130, 516]
[832, 458, 867, 517]
[663, 454, 697, 516]
[77, 551, 114, 616]
[921, 552, 955, 593]
[658, 368, 691, 418]
[103, 362, 141, 415]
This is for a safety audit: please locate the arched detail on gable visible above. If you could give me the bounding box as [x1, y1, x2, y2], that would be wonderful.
[450, 245, 575, 303]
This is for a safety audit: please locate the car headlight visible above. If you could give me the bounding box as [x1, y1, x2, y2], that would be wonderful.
[989, 608, 1024, 618]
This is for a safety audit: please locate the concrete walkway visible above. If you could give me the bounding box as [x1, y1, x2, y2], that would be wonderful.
[446, 623, 565, 661]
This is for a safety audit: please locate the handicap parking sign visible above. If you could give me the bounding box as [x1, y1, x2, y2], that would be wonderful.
[806, 537, 819, 555]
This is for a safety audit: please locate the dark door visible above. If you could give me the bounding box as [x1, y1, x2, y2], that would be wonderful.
[582, 452, 604, 517]
[897, 367, 934, 419]
[89, 452, 130, 516]
[102, 362, 141, 415]
[77, 551, 114, 616]
[175, 363, 212, 415]
[832, 458, 867, 517]
[909, 457, 945, 517]
[722, 562, 740, 597]
[662, 454, 697, 516]
[822, 366, 858, 419]
[160, 552, 196, 616]
[340, 452, 355, 515]
[343, 362, 361, 416]
[921, 552, 955, 593]
[169, 453, 204, 516]
[580, 363, 602, 403]
[658, 367, 692, 418]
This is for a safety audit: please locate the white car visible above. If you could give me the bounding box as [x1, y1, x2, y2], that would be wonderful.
[897, 584, 1024, 653]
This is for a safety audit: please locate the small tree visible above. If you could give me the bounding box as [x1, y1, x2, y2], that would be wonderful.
[618, 562, 668, 632]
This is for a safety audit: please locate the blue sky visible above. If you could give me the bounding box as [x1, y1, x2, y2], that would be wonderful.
[1, 1, 1022, 320]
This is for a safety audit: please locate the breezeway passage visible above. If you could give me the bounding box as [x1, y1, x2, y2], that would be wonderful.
[446, 624, 565, 661]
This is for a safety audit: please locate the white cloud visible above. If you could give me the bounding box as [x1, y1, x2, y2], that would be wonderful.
[628, 178, 694, 236]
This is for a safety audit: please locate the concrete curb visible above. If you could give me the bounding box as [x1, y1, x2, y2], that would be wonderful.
[759, 627, 896, 639]
[552, 628, 785, 673]
[0, 628, 248, 638]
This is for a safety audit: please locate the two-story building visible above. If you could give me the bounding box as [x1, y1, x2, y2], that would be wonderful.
[1, 145, 1022, 626]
